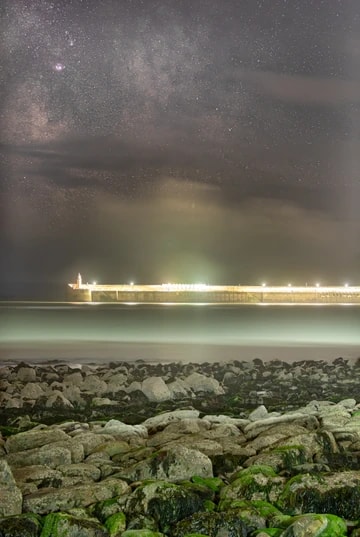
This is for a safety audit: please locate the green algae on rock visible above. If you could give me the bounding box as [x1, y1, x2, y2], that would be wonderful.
[40, 512, 108, 537]
[280, 513, 347, 536]
[104, 512, 126, 537]
[124, 481, 204, 533]
[0, 513, 42, 537]
[171, 511, 249, 537]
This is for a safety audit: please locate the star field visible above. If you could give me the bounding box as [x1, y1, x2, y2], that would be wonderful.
[1, 0, 360, 294]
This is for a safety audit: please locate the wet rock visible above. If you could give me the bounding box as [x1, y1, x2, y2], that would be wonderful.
[124, 481, 204, 532]
[171, 510, 249, 537]
[0, 513, 42, 537]
[278, 470, 360, 519]
[281, 513, 347, 537]
[41, 512, 108, 537]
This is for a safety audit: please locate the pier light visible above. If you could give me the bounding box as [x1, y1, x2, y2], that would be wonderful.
[287, 283, 292, 287]
[130, 281, 134, 286]
[344, 283, 349, 288]
[315, 283, 320, 287]
[261, 282, 267, 287]
[93, 281, 97, 285]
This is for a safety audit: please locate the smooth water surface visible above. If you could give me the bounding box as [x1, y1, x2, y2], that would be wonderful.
[1, 302, 360, 363]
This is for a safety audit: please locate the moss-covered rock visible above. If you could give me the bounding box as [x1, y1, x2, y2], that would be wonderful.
[218, 499, 290, 529]
[278, 471, 360, 519]
[190, 476, 224, 493]
[0, 513, 42, 537]
[40, 512, 108, 537]
[89, 497, 127, 523]
[280, 513, 347, 536]
[104, 512, 126, 537]
[220, 465, 285, 505]
[125, 481, 204, 533]
[171, 511, 249, 537]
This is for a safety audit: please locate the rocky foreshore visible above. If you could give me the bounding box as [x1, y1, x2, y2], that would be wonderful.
[1, 359, 360, 536]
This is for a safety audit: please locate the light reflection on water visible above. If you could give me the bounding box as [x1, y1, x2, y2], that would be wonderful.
[0, 302, 360, 363]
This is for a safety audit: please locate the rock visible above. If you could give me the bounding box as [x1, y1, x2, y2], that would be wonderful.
[17, 367, 36, 382]
[0, 460, 22, 516]
[183, 372, 224, 395]
[0, 514, 42, 537]
[82, 375, 108, 394]
[117, 445, 213, 482]
[104, 511, 126, 536]
[20, 383, 45, 400]
[23, 477, 129, 514]
[249, 405, 269, 421]
[144, 410, 200, 432]
[141, 377, 171, 402]
[57, 463, 101, 482]
[219, 465, 285, 506]
[45, 390, 74, 408]
[167, 379, 192, 399]
[101, 420, 148, 439]
[172, 510, 249, 537]
[6, 445, 72, 469]
[72, 433, 115, 456]
[64, 371, 83, 386]
[12, 465, 63, 491]
[124, 481, 204, 532]
[41, 512, 108, 537]
[5, 427, 70, 453]
[278, 470, 360, 519]
[122, 531, 164, 537]
[281, 513, 347, 537]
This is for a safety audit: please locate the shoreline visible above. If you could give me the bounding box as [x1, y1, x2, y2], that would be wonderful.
[1, 341, 360, 365]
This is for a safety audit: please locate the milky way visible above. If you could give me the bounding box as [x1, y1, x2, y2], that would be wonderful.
[0, 0, 359, 293]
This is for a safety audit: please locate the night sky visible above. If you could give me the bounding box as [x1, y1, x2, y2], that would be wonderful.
[1, 0, 359, 297]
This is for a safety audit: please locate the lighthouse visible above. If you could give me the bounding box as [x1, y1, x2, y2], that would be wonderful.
[76, 273, 83, 288]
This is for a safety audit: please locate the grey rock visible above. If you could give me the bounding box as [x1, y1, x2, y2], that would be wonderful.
[23, 477, 129, 514]
[17, 367, 36, 382]
[0, 460, 22, 516]
[141, 377, 171, 402]
[5, 428, 70, 453]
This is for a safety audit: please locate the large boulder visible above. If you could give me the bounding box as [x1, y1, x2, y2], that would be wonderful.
[183, 372, 224, 395]
[5, 428, 70, 453]
[125, 481, 204, 532]
[23, 478, 129, 515]
[117, 445, 213, 482]
[141, 377, 171, 402]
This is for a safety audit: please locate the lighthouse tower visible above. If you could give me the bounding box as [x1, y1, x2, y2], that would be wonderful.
[76, 273, 83, 288]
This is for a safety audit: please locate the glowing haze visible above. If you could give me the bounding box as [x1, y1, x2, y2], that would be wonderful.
[1, 0, 359, 297]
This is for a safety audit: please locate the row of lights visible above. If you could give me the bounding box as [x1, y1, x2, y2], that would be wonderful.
[261, 282, 352, 288]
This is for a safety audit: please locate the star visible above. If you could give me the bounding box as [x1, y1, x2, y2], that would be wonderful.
[54, 63, 65, 72]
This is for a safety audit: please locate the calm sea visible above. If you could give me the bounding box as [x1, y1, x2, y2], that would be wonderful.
[0, 302, 360, 364]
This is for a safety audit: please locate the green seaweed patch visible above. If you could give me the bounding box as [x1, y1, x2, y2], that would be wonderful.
[105, 512, 126, 537]
[271, 445, 307, 469]
[252, 530, 282, 537]
[40, 512, 107, 537]
[230, 464, 277, 483]
[280, 513, 347, 537]
[191, 476, 224, 493]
